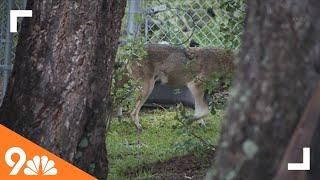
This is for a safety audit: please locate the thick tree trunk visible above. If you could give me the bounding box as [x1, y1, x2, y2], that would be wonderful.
[310, 119, 320, 180]
[0, 0, 126, 179]
[208, 0, 320, 180]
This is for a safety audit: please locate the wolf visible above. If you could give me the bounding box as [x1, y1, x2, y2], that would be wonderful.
[128, 44, 235, 132]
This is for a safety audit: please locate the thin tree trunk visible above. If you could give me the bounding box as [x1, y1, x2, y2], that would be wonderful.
[208, 0, 320, 179]
[0, 0, 126, 179]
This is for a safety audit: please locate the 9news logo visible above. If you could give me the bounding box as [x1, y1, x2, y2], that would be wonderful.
[5, 147, 58, 176]
[0, 125, 94, 179]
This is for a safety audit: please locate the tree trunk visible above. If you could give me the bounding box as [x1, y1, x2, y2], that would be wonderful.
[310, 119, 320, 180]
[208, 0, 320, 180]
[0, 0, 126, 179]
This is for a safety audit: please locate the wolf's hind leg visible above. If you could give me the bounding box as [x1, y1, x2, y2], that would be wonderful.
[186, 81, 209, 124]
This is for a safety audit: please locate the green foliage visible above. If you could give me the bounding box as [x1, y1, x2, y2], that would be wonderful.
[217, 0, 246, 49]
[111, 69, 138, 111]
[118, 36, 148, 62]
[202, 72, 232, 94]
[112, 37, 147, 111]
[173, 104, 216, 153]
[191, 72, 232, 115]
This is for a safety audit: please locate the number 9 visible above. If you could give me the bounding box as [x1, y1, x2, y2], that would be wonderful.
[5, 147, 26, 175]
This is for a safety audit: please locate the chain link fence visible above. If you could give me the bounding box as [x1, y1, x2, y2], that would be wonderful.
[0, 2, 8, 57]
[126, 0, 245, 48]
[144, 0, 218, 46]
[0, 0, 11, 100]
[0, 0, 27, 101]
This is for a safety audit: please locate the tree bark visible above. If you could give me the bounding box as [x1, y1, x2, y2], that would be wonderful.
[0, 0, 126, 179]
[208, 0, 320, 180]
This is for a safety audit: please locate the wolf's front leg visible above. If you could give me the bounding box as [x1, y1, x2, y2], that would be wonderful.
[130, 78, 156, 133]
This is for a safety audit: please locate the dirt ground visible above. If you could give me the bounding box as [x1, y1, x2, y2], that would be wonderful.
[126, 150, 215, 180]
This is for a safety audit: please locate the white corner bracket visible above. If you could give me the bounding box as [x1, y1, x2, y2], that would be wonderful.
[10, 10, 33, 33]
[288, 147, 310, 171]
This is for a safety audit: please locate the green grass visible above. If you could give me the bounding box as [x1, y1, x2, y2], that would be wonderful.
[107, 108, 224, 179]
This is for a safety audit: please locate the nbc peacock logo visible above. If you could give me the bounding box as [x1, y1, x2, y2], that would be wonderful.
[24, 155, 58, 175]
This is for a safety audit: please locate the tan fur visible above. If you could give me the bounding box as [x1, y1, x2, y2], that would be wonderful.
[129, 44, 235, 132]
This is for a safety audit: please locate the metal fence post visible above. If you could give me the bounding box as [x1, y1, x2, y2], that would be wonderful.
[127, 0, 142, 37]
[2, 0, 13, 99]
